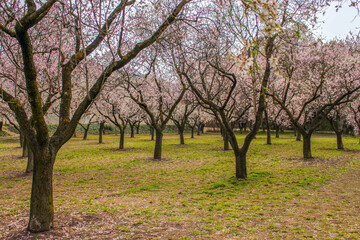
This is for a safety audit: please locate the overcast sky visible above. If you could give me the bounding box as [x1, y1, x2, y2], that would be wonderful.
[315, 1, 360, 40]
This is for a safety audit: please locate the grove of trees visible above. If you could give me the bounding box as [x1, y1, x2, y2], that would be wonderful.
[1, 0, 359, 233]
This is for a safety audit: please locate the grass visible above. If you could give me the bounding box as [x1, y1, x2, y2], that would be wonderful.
[0, 132, 360, 239]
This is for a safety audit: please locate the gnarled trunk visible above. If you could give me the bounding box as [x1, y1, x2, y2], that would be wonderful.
[28, 147, 55, 233]
[154, 129, 163, 160]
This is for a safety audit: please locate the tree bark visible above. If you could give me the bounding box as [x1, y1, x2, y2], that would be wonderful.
[20, 131, 24, 147]
[275, 126, 280, 138]
[336, 131, 344, 150]
[83, 127, 89, 140]
[99, 121, 105, 143]
[119, 129, 125, 149]
[235, 151, 247, 180]
[302, 133, 312, 159]
[154, 129, 163, 160]
[180, 129, 185, 145]
[266, 128, 271, 145]
[296, 130, 302, 141]
[26, 147, 34, 173]
[22, 137, 28, 158]
[223, 131, 230, 150]
[0, 121, 3, 131]
[28, 148, 55, 232]
[150, 126, 154, 141]
[130, 125, 135, 138]
[197, 125, 201, 136]
[136, 122, 140, 134]
[191, 127, 195, 138]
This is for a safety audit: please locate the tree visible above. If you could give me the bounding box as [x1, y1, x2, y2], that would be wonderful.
[123, 59, 187, 159]
[0, 0, 191, 232]
[171, 92, 197, 144]
[270, 39, 360, 158]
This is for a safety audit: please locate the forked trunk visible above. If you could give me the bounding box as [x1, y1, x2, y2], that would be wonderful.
[336, 131, 344, 150]
[154, 129, 163, 160]
[119, 130, 125, 149]
[302, 133, 312, 159]
[28, 147, 55, 233]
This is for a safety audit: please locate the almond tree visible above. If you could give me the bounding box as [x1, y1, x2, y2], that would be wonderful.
[170, 92, 198, 144]
[270, 40, 360, 158]
[123, 59, 187, 159]
[0, 0, 191, 232]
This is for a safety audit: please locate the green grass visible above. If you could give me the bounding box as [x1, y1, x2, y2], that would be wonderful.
[0, 132, 359, 239]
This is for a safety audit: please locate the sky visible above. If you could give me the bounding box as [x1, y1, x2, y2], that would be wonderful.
[316, 1, 360, 40]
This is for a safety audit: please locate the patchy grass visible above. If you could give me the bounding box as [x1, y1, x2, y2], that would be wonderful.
[0, 132, 359, 239]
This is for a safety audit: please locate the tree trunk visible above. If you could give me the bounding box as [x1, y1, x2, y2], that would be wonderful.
[0, 121, 3, 131]
[266, 128, 271, 145]
[23, 137, 28, 158]
[119, 130, 125, 149]
[275, 126, 280, 138]
[136, 122, 140, 134]
[180, 129, 185, 145]
[154, 129, 163, 160]
[223, 132, 230, 150]
[296, 130, 302, 141]
[99, 121, 105, 143]
[191, 127, 194, 138]
[20, 131, 24, 147]
[73, 130, 77, 138]
[336, 131, 344, 150]
[197, 125, 201, 136]
[150, 126, 154, 141]
[302, 133, 312, 159]
[28, 148, 55, 232]
[130, 125, 135, 138]
[265, 110, 271, 145]
[235, 150, 247, 180]
[83, 127, 89, 140]
[26, 147, 34, 173]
